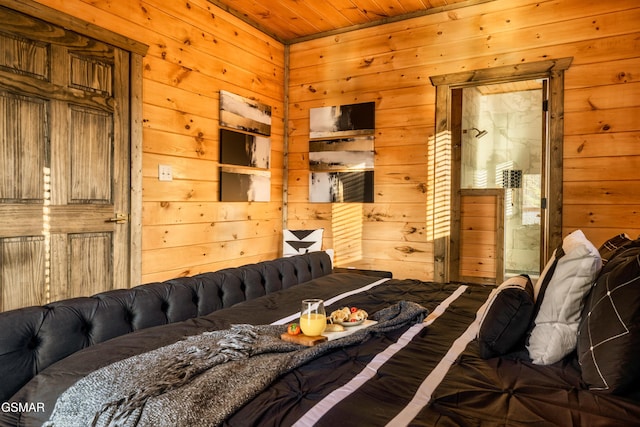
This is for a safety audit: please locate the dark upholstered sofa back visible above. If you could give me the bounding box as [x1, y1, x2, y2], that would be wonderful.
[0, 251, 332, 402]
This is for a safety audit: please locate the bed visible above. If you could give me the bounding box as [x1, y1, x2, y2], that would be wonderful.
[1, 235, 639, 426]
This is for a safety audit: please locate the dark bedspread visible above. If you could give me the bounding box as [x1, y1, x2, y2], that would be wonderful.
[2, 273, 639, 427]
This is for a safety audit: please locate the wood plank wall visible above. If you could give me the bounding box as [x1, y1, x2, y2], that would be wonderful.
[33, 0, 286, 283]
[32, 0, 640, 284]
[287, 0, 640, 280]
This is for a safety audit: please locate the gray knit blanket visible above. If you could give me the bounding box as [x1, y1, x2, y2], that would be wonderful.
[44, 301, 427, 427]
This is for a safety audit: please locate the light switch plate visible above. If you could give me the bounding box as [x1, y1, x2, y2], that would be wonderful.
[158, 164, 173, 181]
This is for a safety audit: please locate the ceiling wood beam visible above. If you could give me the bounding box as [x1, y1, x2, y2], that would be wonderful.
[207, 0, 287, 44]
[207, 0, 496, 45]
[287, 0, 496, 44]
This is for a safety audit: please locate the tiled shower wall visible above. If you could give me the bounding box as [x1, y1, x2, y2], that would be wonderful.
[462, 86, 543, 276]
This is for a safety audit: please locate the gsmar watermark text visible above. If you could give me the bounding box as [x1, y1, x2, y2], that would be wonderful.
[1, 401, 46, 413]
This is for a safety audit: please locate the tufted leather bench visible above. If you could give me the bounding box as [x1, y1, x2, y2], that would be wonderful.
[0, 251, 332, 403]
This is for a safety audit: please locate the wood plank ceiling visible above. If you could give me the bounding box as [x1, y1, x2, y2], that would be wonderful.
[208, 0, 492, 43]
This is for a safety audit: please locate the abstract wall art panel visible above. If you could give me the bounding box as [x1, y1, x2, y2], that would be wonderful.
[308, 102, 375, 202]
[220, 167, 270, 202]
[309, 171, 374, 203]
[309, 102, 375, 139]
[309, 135, 374, 171]
[220, 128, 271, 169]
[219, 90, 271, 136]
[308, 135, 374, 153]
[219, 91, 272, 202]
[309, 150, 374, 171]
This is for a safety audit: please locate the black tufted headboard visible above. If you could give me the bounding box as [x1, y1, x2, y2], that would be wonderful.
[0, 251, 333, 403]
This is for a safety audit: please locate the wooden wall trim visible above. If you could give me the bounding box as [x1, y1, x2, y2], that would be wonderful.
[430, 57, 573, 87]
[206, 0, 285, 44]
[432, 85, 451, 283]
[130, 52, 144, 285]
[546, 68, 566, 260]
[0, 0, 149, 56]
[449, 88, 463, 283]
[282, 45, 290, 238]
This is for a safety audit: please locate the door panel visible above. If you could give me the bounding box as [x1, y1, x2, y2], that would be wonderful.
[1, 236, 46, 306]
[68, 233, 112, 298]
[0, 6, 130, 311]
[69, 106, 113, 202]
[0, 93, 47, 201]
[459, 189, 504, 284]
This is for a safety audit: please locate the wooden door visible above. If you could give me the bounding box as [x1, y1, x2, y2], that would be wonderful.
[0, 6, 131, 311]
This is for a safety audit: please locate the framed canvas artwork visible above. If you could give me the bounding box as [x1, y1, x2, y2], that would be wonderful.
[219, 90, 271, 136]
[220, 167, 270, 202]
[308, 102, 375, 203]
[219, 91, 271, 202]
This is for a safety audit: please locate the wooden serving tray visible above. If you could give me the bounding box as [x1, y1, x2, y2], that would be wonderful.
[280, 333, 328, 346]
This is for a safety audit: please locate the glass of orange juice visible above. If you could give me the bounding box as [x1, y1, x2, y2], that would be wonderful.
[300, 299, 326, 336]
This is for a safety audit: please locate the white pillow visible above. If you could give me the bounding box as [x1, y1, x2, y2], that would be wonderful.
[527, 230, 602, 365]
[324, 248, 335, 267]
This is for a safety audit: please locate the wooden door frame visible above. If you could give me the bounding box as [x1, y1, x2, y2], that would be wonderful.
[1, 0, 148, 286]
[429, 57, 572, 283]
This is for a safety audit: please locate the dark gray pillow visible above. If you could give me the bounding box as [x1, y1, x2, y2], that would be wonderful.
[477, 275, 534, 359]
[577, 239, 640, 395]
[597, 233, 633, 266]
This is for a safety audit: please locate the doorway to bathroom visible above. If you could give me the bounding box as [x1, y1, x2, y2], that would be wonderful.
[429, 57, 571, 285]
[457, 79, 547, 282]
